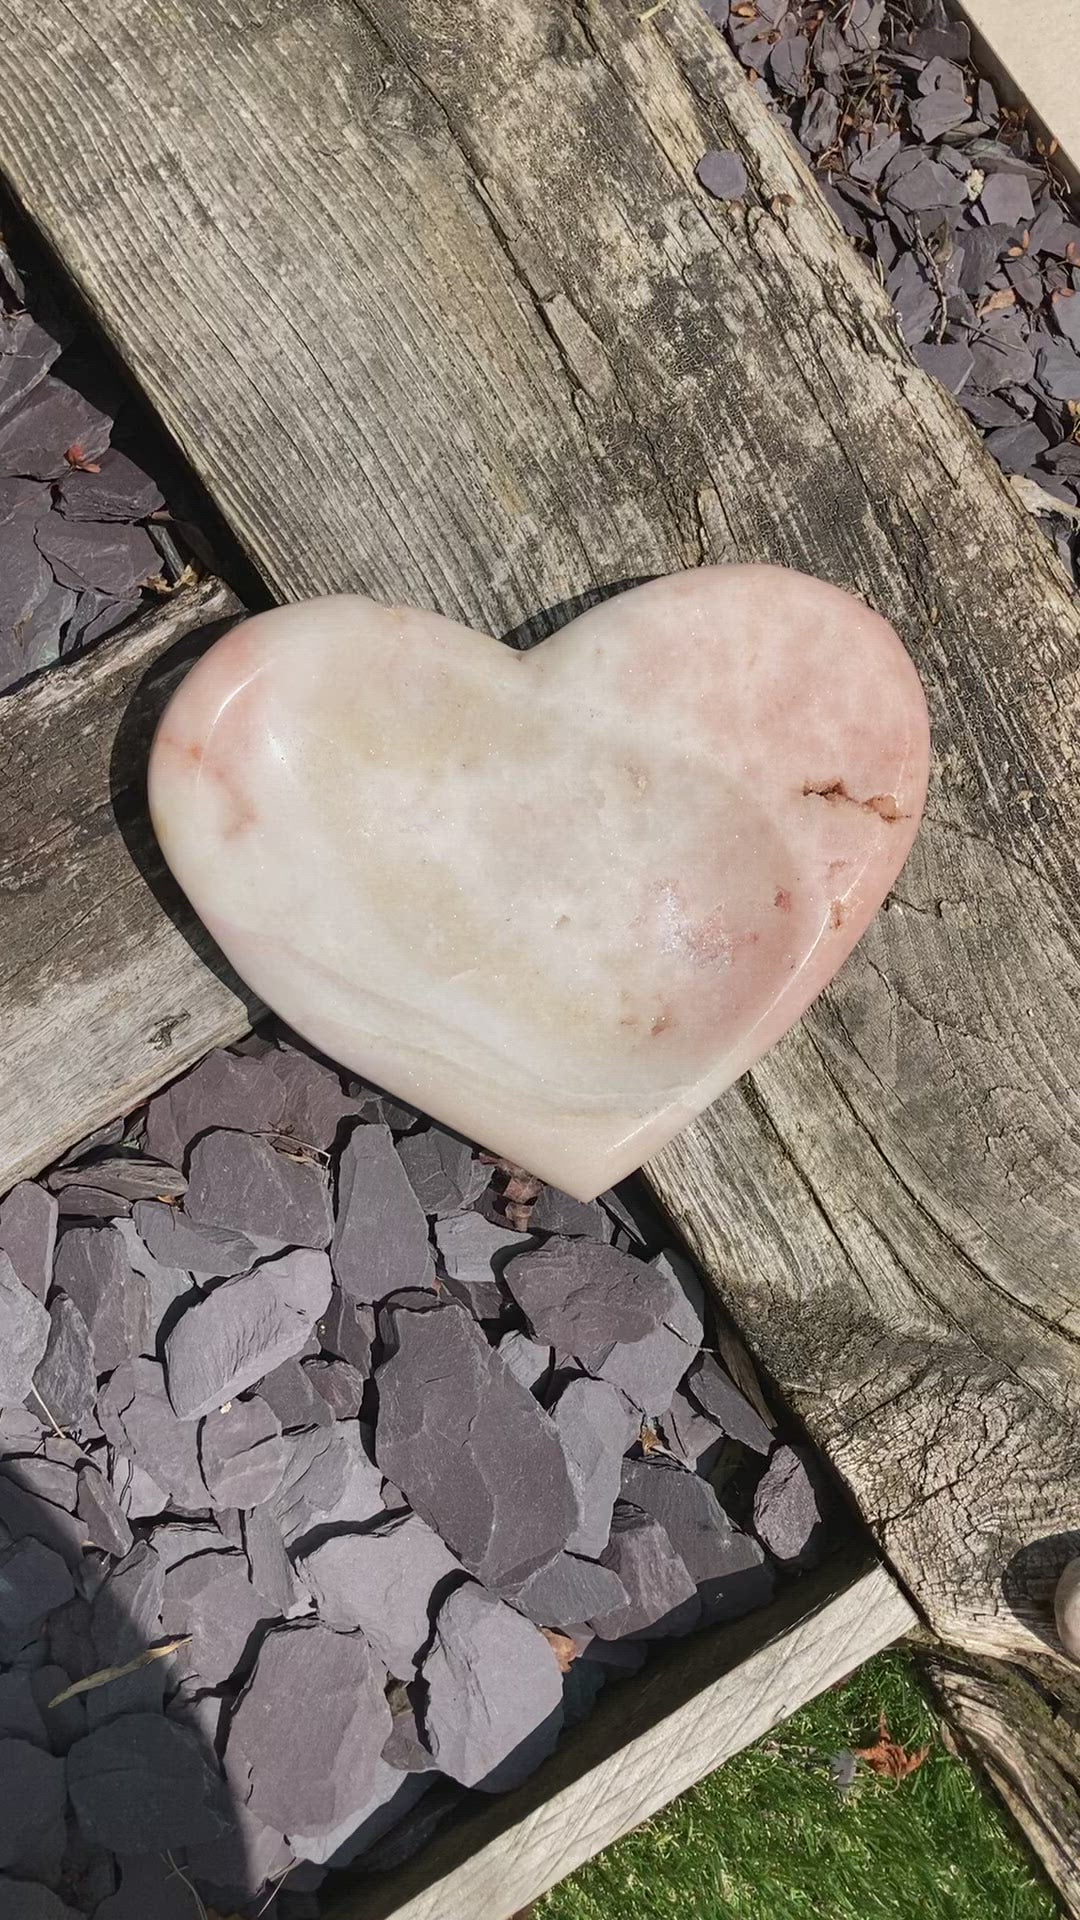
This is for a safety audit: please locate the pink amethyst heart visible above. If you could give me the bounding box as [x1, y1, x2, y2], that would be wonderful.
[149, 568, 929, 1199]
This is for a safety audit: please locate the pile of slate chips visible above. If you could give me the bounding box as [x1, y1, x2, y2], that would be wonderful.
[0, 1031, 829, 1917]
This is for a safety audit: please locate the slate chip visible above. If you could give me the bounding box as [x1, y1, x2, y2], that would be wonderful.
[0, 311, 65, 421]
[76, 1465, 134, 1559]
[914, 340, 975, 392]
[303, 1356, 367, 1418]
[319, 1287, 376, 1371]
[420, 1584, 564, 1791]
[396, 1127, 488, 1217]
[0, 375, 112, 481]
[553, 1376, 636, 1557]
[332, 1124, 434, 1302]
[695, 149, 748, 202]
[161, 1550, 271, 1686]
[0, 1182, 57, 1302]
[0, 1537, 73, 1630]
[591, 1505, 701, 1641]
[505, 1239, 700, 1412]
[200, 1395, 286, 1508]
[980, 171, 1035, 229]
[506, 1552, 628, 1629]
[0, 1252, 50, 1406]
[300, 1512, 461, 1673]
[685, 1352, 773, 1453]
[32, 1293, 95, 1429]
[527, 1186, 610, 1239]
[227, 1621, 392, 1836]
[165, 1247, 332, 1418]
[1037, 341, 1080, 402]
[259, 1356, 333, 1432]
[376, 1302, 579, 1587]
[270, 1421, 384, 1547]
[52, 1225, 150, 1375]
[752, 1444, 828, 1567]
[98, 1358, 208, 1510]
[496, 1330, 552, 1395]
[0, 1739, 66, 1870]
[56, 445, 164, 521]
[434, 1211, 530, 1317]
[621, 1457, 774, 1622]
[184, 1129, 333, 1247]
[144, 1046, 287, 1165]
[269, 1044, 369, 1151]
[131, 1198, 261, 1278]
[68, 1713, 227, 1852]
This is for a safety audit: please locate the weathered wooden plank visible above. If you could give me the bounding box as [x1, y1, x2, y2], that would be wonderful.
[0, 0, 1078, 1895]
[339, 1557, 914, 1920]
[0, 579, 252, 1191]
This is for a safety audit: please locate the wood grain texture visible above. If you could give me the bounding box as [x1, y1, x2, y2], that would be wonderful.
[0, 0, 1078, 1895]
[342, 1557, 914, 1920]
[0, 579, 253, 1193]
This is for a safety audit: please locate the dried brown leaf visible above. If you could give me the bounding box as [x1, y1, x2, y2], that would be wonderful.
[978, 288, 1017, 315]
[854, 1712, 930, 1781]
[540, 1628, 579, 1674]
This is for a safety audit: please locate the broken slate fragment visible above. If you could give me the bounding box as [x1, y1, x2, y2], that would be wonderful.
[505, 1238, 699, 1412]
[185, 1130, 333, 1247]
[259, 1356, 333, 1432]
[979, 171, 1035, 229]
[0, 1182, 57, 1302]
[303, 1356, 367, 1418]
[376, 1302, 579, 1587]
[553, 1376, 636, 1558]
[591, 1504, 700, 1641]
[270, 1421, 384, 1546]
[300, 1511, 461, 1673]
[200, 1395, 285, 1508]
[56, 445, 165, 521]
[98, 1358, 208, 1509]
[663, 1384, 729, 1478]
[0, 375, 112, 481]
[144, 1046, 287, 1164]
[319, 1287, 376, 1371]
[243, 1502, 302, 1617]
[131, 1198, 262, 1278]
[505, 1552, 627, 1630]
[434, 1211, 530, 1318]
[0, 1537, 74, 1631]
[68, 1712, 228, 1852]
[496, 1329, 552, 1395]
[685, 1352, 773, 1453]
[695, 149, 748, 202]
[421, 1584, 564, 1791]
[396, 1126, 488, 1217]
[0, 1739, 66, 1871]
[161, 1551, 272, 1686]
[752, 1444, 828, 1568]
[76, 1464, 134, 1559]
[913, 341, 975, 393]
[0, 1252, 50, 1406]
[621, 1457, 774, 1622]
[527, 1186, 610, 1239]
[227, 1621, 392, 1836]
[332, 1125, 434, 1302]
[47, 1153, 184, 1203]
[52, 1225, 150, 1375]
[269, 1044, 369, 1150]
[32, 1294, 95, 1429]
[1037, 341, 1080, 402]
[165, 1247, 332, 1418]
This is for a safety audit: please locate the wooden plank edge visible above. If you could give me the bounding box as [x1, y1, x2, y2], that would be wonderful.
[332, 1553, 915, 1920]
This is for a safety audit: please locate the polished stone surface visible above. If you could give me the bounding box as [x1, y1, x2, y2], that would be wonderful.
[149, 568, 929, 1197]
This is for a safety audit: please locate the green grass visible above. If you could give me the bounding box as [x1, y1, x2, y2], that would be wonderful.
[539, 1650, 1057, 1920]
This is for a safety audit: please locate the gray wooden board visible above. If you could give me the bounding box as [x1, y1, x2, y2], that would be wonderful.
[337, 1556, 914, 1920]
[0, 578, 252, 1189]
[0, 0, 1078, 1900]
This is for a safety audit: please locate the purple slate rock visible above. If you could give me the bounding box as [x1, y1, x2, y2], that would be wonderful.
[147, 1520, 232, 1571]
[917, 54, 967, 98]
[848, 128, 902, 186]
[0, 1252, 50, 1407]
[1037, 341, 1080, 401]
[300, 1511, 461, 1673]
[505, 1553, 628, 1630]
[145, 1046, 287, 1166]
[0, 1462, 85, 1570]
[47, 1153, 184, 1204]
[131, 1197, 261, 1278]
[303, 1356, 367, 1419]
[496, 1330, 552, 1396]
[375, 1301, 579, 1588]
[957, 222, 1014, 295]
[290, 1764, 430, 1872]
[979, 171, 1035, 230]
[97, 1358, 208, 1510]
[161, 1551, 272, 1687]
[30, 1663, 84, 1753]
[200, 1395, 286, 1508]
[243, 1502, 303, 1617]
[56, 445, 164, 521]
[0, 374, 111, 482]
[228, 1621, 392, 1836]
[270, 1422, 384, 1547]
[620, 1457, 773, 1623]
[76, 1464, 134, 1559]
[910, 17, 969, 63]
[32, 1294, 96, 1429]
[0, 1740, 66, 1871]
[50, 1184, 133, 1220]
[112, 1217, 192, 1331]
[0, 1182, 57, 1302]
[0, 1672, 48, 1748]
[164, 1246, 332, 1419]
[914, 340, 975, 393]
[109, 1454, 168, 1522]
[684, 1352, 772, 1454]
[800, 88, 840, 155]
[332, 1124, 434, 1303]
[52, 1225, 150, 1375]
[695, 149, 749, 202]
[420, 1584, 564, 1792]
[268, 1045, 368, 1152]
[90, 1539, 164, 1714]
[591, 1504, 701, 1641]
[68, 1713, 228, 1852]
[984, 421, 1050, 473]
[182, 1800, 294, 1901]
[553, 1376, 637, 1558]
[260, 1355, 333, 1431]
[184, 1129, 333, 1248]
[752, 1444, 828, 1568]
[971, 334, 1036, 393]
[662, 1384, 729, 1478]
[0, 311, 65, 420]
[909, 90, 970, 143]
[887, 156, 967, 212]
[1051, 293, 1080, 351]
[396, 1126, 488, 1217]
[319, 1287, 376, 1372]
[0, 1538, 74, 1631]
[91, 1852, 204, 1920]
[434, 1211, 530, 1318]
[769, 34, 809, 96]
[527, 1186, 611, 1240]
